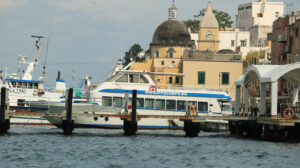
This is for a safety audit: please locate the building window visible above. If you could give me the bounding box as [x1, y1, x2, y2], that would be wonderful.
[175, 77, 180, 84]
[296, 28, 299, 37]
[275, 12, 279, 18]
[169, 77, 173, 84]
[172, 61, 175, 64]
[155, 50, 160, 58]
[231, 40, 235, 47]
[241, 40, 247, 47]
[222, 72, 229, 85]
[198, 72, 205, 84]
[167, 48, 176, 58]
[161, 61, 164, 65]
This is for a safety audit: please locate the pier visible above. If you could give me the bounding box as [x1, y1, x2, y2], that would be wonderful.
[2, 81, 300, 139]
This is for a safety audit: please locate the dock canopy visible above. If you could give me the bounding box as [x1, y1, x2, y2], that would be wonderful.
[235, 63, 300, 116]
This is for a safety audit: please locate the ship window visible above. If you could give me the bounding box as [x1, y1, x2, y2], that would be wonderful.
[17, 99, 25, 107]
[140, 75, 149, 83]
[129, 74, 139, 83]
[177, 100, 186, 110]
[198, 102, 208, 112]
[16, 82, 20, 88]
[34, 83, 38, 89]
[28, 83, 33, 89]
[102, 96, 112, 106]
[116, 75, 128, 83]
[145, 99, 154, 108]
[11, 82, 16, 87]
[136, 98, 144, 108]
[113, 97, 123, 107]
[166, 100, 176, 110]
[155, 99, 165, 109]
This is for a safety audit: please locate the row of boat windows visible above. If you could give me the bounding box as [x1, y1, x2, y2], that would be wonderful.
[102, 96, 208, 112]
[108, 74, 149, 83]
[10, 82, 39, 89]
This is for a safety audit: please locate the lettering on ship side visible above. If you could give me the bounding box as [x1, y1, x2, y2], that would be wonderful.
[10, 88, 26, 94]
[145, 91, 188, 96]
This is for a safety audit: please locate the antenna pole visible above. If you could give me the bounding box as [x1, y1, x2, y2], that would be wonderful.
[31, 35, 44, 65]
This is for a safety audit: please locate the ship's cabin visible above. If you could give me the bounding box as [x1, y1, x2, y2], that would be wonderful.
[6, 79, 44, 89]
[106, 71, 154, 85]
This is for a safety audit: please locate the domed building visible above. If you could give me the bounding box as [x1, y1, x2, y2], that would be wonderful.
[131, 3, 194, 88]
[130, 2, 242, 100]
[149, 3, 194, 88]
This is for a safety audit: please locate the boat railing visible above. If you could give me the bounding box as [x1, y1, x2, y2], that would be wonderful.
[8, 95, 52, 113]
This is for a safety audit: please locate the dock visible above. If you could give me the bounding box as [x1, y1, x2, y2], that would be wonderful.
[2, 87, 300, 139]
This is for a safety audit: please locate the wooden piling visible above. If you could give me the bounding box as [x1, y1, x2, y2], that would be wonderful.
[123, 90, 137, 136]
[62, 88, 74, 135]
[0, 87, 9, 134]
[184, 120, 201, 137]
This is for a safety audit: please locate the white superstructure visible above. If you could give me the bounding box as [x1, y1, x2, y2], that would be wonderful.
[45, 61, 233, 129]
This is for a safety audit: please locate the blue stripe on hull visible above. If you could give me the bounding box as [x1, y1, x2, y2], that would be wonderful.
[98, 89, 231, 99]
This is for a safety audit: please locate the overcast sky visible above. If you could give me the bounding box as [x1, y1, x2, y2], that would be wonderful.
[0, 0, 299, 87]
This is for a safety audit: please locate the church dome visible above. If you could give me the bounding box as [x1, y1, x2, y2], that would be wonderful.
[150, 19, 193, 47]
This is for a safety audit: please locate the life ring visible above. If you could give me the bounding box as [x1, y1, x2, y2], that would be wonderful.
[37, 88, 45, 96]
[283, 108, 295, 119]
[149, 85, 157, 92]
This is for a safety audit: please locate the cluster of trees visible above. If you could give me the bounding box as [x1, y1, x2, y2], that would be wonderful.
[123, 44, 144, 66]
[183, 8, 233, 32]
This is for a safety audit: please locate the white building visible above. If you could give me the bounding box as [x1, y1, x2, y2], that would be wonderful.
[219, 29, 250, 56]
[236, 0, 284, 31]
[190, 29, 267, 57]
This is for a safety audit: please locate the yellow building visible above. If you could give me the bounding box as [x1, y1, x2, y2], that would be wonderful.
[130, 3, 193, 88]
[182, 50, 242, 99]
[130, 3, 243, 100]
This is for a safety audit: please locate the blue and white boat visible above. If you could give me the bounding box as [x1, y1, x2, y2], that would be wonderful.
[45, 61, 232, 129]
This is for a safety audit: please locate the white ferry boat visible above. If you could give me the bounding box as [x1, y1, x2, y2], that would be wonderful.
[0, 36, 67, 125]
[45, 61, 232, 129]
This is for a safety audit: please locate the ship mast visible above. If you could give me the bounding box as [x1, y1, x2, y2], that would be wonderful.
[22, 35, 44, 80]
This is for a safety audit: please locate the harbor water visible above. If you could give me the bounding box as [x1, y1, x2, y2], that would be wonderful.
[1, 126, 300, 168]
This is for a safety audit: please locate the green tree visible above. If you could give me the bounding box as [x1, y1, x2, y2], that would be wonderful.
[123, 44, 144, 66]
[183, 9, 233, 32]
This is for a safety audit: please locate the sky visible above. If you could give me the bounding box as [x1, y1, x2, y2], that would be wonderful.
[0, 0, 299, 88]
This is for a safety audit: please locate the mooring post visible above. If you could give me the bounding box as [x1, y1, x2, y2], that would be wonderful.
[123, 90, 137, 136]
[184, 120, 201, 137]
[62, 88, 74, 135]
[0, 87, 9, 134]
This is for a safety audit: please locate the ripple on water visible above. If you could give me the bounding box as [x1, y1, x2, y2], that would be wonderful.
[1, 126, 300, 168]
